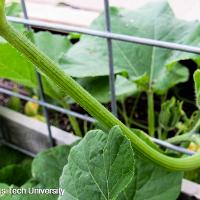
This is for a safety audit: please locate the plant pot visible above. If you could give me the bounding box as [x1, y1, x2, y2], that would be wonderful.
[0, 106, 79, 155]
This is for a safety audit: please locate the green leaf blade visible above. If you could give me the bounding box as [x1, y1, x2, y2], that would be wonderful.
[32, 145, 72, 188]
[61, 1, 200, 94]
[59, 126, 135, 200]
[0, 31, 71, 100]
[118, 155, 183, 200]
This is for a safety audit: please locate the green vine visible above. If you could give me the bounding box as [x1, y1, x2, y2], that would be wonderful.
[1, 0, 200, 170]
[60, 101, 82, 137]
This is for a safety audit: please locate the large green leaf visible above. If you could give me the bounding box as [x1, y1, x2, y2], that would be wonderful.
[32, 144, 72, 188]
[119, 129, 183, 200]
[0, 31, 71, 99]
[118, 155, 183, 200]
[59, 126, 135, 200]
[0, 145, 30, 169]
[6, 2, 21, 16]
[60, 1, 200, 94]
[5, 2, 24, 31]
[12, 144, 74, 200]
[32, 32, 71, 62]
[0, 159, 32, 186]
[0, 41, 37, 87]
[79, 75, 137, 103]
[0, 145, 70, 200]
[0, 30, 136, 103]
[0, 183, 12, 200]
[59, 127, 183, 200]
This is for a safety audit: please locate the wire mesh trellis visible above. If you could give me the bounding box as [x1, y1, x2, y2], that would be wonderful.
[0, 0, 199, 156]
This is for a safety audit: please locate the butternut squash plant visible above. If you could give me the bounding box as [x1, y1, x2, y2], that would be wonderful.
[0, 0, 200, 199]
[1, 0, 200, 171]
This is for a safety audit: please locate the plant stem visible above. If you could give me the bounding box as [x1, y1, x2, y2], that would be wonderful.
[130, 93, 140, 120]
[120, 101, 130, 127]
[167, 118, 200, 146]
[129, 119, 148, 130]
[157, 127, 162, 140]
[167, 133, 200, 146]
[162, 130, 168, 140]
[61, 102, 82, 137]
[1, 2, 200, 170]
[83, 120, 88, 134]
[166, 133, 191, 144]
[147, 90, 155, 137]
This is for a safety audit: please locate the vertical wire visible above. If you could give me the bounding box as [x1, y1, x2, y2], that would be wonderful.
[103, 0, 118, 117]
[20, 0, 54, 147]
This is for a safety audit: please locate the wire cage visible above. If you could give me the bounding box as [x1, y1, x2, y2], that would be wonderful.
[0, 0, 199, 156]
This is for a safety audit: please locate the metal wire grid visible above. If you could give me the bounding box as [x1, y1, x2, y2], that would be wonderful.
[0, 0, 198, 156]
[20, 0, 54, 147]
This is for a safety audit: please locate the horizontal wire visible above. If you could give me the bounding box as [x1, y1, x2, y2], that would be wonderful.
[152, 138, 195, 155]
[1, 140, 36, 157]
[7, 16, 200, 54]
[0, 88, 95, 123]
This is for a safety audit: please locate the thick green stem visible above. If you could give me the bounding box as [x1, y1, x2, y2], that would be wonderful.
[1, 1, 200, 170]
[147, 90, 155, 137]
